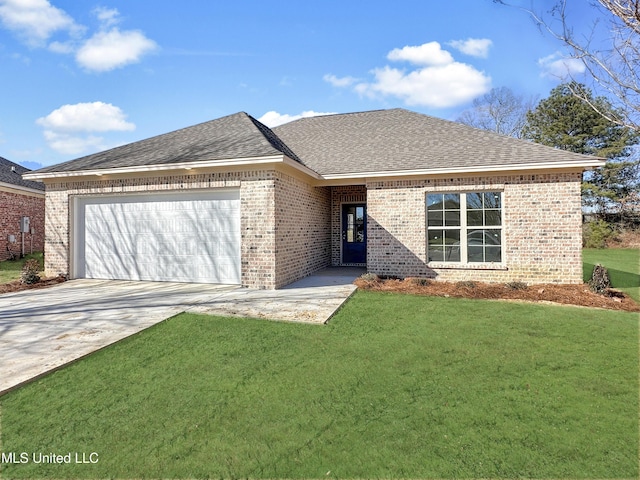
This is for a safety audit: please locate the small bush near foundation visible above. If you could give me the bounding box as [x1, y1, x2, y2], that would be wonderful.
[359, 273, 380, 283]
[589, 264, 611, 294]
[505, 281, 528, 291]
[20, 259, 41, 285]
[456, 280, 477, 289]
[411, 277, 431, 286]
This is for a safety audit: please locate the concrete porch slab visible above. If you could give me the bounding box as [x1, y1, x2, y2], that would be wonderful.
[0, 267, 363, 395]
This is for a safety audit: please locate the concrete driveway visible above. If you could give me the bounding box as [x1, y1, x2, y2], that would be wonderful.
[0, 268, 361, 395]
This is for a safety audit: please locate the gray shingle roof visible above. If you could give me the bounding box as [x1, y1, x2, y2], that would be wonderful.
[28, 108, 600, 178]
[0, 156, 44, 191]
[32, 112, 300, 175]
[273, 108, 599, 176]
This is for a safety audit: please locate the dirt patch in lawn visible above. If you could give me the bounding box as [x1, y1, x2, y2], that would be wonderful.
[0, 276, 67, 294]
[354, 277, 640, 312]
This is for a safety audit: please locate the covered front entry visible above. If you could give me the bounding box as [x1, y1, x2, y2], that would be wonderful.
[341, 203, 366, 264]
[72, 190, 241, 284]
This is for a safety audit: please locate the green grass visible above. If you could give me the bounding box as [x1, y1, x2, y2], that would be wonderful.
[1, 293, 637, 479]
[0, 252, 43, 284]
[584, 248, 640, 301]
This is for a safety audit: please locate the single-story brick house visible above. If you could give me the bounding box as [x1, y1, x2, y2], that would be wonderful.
[24, 108, 603, 288]
[1, 156, 45, 261]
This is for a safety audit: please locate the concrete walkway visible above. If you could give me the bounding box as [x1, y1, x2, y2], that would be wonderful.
[0, 268, 363, 395]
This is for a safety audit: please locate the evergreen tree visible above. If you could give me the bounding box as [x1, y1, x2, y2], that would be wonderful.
[523, 83, 639, 221]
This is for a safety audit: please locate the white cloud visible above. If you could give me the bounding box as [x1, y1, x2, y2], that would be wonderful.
[37, 102, 135, 132]
[42, 131, 106, 155]
[323, 74, 359, 88]
[258, 110, 336, 128]
[538, 52, 586, 78]
[76, 28, 157, 72]
[94, 6, 120, 27]
[448, 38, 493, 58]
[37, 101, 135, 154]
[341, 42, 491, 109]
[0, 0, 82, 46]
[0, 2, 156, 72]
[387, 42, 454, 66]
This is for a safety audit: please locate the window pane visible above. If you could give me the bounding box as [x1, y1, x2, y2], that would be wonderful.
[467, 210, 483, 226]
[467, 229, 485, 246]
[444, 210, 460, 226]
[445, 246, 461, 262]
[428, 246, 444, 262]
[444, 229, 460, 243]
[347, 213, 354, 242]
[486, 229, 501, 245]
[444, 230, 461, 262]
[428, 229, 444, 245]
[427, 194, 444, 210]
[484, 192, 501, 208]
[485, 210, 501, 226]
[443, 193, 460, 209]
[356, 207, 364, 221]
[466, 192, 483, 209]
[468, 245, 484, 262]
[428, 211, 443, 226]
[485, 246, 502, 262]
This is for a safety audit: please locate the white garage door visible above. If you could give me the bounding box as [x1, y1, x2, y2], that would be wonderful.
[73, 190, 241, 284]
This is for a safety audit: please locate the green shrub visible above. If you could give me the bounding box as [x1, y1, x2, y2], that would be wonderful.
[588, 263, 611, 294]
[505, 281, 528, 291]
[456, 280, 477, 289]
[583, 220, 615, 248]
[20, 259, 41, 285]
[359, 272, 379, 283]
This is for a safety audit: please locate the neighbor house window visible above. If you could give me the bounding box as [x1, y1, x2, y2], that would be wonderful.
[427, 192, 502, 263]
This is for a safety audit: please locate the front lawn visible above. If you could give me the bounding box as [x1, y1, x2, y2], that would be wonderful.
[583, 247, 639, 301]
[0, 292, 637, 478]
[0, 252, 43, 284]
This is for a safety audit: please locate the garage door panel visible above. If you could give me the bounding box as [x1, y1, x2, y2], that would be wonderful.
[75, 190, 241, 284]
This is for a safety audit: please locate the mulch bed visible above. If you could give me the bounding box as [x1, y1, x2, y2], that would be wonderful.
[0, 276, 67, 294]
[2, 275, 637, 313]
[354, 277, 640, 312]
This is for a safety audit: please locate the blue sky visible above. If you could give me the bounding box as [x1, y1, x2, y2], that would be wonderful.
[0, 0, 595, 170]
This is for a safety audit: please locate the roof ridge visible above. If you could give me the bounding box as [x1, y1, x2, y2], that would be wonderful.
[0, 155, 45, 190]
[245, 114, 302, 163]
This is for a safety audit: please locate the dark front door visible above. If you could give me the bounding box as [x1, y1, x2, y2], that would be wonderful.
[342, 204, 366, 264]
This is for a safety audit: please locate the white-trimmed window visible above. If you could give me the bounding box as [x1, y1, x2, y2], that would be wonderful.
[426, 192, 503, 263]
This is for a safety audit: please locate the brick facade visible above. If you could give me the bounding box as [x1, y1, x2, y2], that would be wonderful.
[274, 171, 331, 288]
[42, 168, 331, 289]
[0, 188, 44, 261]
[366, 172, 584, 284]
[42, 168, 585, 288]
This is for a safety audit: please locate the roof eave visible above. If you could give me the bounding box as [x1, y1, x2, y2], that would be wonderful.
[0, 181, 45, 195]
[319, 159, 606, 181]
[23, 154, 323, 181]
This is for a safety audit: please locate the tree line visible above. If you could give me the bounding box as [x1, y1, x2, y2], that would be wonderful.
[458, 1, 640, 232]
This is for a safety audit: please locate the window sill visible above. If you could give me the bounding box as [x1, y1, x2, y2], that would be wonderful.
[427, 262, 508, 271]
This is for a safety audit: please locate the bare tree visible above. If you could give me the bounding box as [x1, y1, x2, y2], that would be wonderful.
[495, 0, 640, 132]
[457, 87, 536, 138]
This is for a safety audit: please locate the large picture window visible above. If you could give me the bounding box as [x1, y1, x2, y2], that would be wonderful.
[427, 192, 502, 263]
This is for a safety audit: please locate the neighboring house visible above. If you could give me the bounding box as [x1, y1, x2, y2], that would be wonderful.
[0, 156, 45, 261]
[24, 109, 604, 288]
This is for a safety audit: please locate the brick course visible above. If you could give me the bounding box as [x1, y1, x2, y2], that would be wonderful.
[0, 189, 44, 261]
